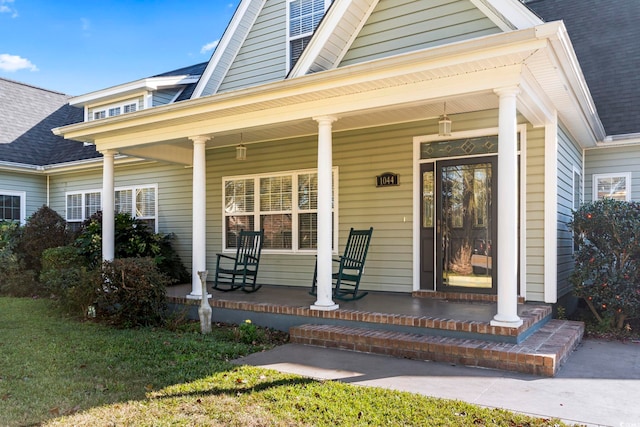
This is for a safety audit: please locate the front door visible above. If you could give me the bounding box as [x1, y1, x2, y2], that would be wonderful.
[420, 156, 497, 293]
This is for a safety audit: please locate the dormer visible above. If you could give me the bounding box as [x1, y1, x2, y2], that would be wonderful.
[69, 62, 207, 122]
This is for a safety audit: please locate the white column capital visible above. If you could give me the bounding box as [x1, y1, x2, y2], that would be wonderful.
[100, 149, 118, 157]
[494, 86, 521, 98]
[189, 135, 211, 145]
[313, 115, 338, 125]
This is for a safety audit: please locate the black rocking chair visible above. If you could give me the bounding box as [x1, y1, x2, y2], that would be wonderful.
[310, 227, 373, 301]
[212, 229, 264, 293]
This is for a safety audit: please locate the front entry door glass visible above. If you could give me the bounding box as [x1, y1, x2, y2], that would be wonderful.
[437, 157, 496, 292]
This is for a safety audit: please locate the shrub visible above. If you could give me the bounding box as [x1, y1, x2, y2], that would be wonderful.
[0, 221, 36, 296]
[75, 211, 190, 283]
[570, 198, 640, 329]
[96, 257, 171, 328]
[17, 206, 71, 276]
[40, 246, 99, 317]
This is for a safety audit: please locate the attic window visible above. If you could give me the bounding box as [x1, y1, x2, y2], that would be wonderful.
[287, 0, 330, 69]
[90, 102, 139, 121]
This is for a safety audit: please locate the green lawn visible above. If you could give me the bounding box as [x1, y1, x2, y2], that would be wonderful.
[0, 297, 570, 426]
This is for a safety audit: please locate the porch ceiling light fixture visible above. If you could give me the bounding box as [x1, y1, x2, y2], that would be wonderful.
[236, 133, 247, 161]
[438, 102, 452, 137]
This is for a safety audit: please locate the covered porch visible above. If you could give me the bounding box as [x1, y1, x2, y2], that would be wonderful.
[167, 284, 583, 377]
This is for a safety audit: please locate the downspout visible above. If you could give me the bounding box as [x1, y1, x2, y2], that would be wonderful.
[46, 175, 50, 206]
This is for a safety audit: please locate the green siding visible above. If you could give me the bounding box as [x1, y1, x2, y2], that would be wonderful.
[340, 0, 501, 67]
[525, 126, 545, 302]
[0, 171, 47, 220]
[218, 0, 287, 93]
[585, 144, 640, 202]
[49, 163, 194, 269]
[556, 124, 582, 298]
[153, 89, 181, 106]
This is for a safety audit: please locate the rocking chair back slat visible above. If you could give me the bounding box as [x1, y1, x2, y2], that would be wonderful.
[310, 227, 373, 301]
[212, 229, 264, 293]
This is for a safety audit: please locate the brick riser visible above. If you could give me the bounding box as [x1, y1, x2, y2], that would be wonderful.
[290, 319, 584, 377]
[169, 295, 552, 342]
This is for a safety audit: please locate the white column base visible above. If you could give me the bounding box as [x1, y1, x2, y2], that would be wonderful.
[310, 303, 339, 311]
[187, 293, 211, 300]
[490, 314, 523, 328]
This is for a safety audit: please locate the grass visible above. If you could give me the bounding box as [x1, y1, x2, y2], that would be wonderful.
[1, 297, 571, 426]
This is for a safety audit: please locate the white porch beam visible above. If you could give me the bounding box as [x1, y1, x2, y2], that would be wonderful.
[311, 116, 339, 311]
[119, 144, 193, 165]
[101, 150, 116, 262]
[492, 87, 523, 328]
[187, 136, 210, 299]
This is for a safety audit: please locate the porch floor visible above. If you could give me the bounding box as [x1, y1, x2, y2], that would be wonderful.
[167, 284, 583, 376]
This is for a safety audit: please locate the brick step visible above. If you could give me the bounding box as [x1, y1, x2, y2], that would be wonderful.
[290, 319, 584, 376]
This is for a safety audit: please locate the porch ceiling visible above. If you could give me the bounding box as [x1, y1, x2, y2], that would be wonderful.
[53, 22, 603, 164]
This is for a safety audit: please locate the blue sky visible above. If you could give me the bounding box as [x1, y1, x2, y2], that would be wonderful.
[0, 0, 237, 95]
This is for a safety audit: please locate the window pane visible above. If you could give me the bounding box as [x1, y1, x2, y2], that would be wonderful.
[298, 173, 318, 210]
[261, 214, 292, 249]
[225, 179, 254, 213]
[597, 176, 627, 201]
[0, 195, 20, 221]
[109, 107, 121, 117]
[67, 194, 83, 221]
[299, 212, 317, 249]
[136, 187, 155, 217]
[226, 215, 255, 248]
[260, 176, 292, 211]
[85, 192, 101, 218]
[290, 36, 311, 67]
[115, 189, 133, 214]
[124, 103, 137, 113]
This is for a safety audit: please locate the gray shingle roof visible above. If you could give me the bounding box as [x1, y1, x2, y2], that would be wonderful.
[0, 78, 100, 166]
[526, 0, 640, 136]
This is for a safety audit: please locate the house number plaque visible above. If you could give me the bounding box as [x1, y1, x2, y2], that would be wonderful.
[376, 172, 399, 187]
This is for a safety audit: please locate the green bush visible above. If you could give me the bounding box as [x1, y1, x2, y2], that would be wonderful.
[75, 211, 190, 284]
[570, 198, 640, 329]
[96, 257, 171, 328]
[17, 206, 72, 276]
[40, 246, 99, 317]
[0, 221, 36, 296]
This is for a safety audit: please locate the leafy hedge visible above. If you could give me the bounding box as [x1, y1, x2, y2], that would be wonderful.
[571, 198, 640, 329]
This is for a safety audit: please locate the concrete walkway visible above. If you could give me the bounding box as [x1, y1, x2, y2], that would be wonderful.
[233, 339, 640, 427]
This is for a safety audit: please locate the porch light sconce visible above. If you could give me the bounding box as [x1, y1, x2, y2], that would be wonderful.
[236, 133, 247, 161]
[438, 102, 452, 137]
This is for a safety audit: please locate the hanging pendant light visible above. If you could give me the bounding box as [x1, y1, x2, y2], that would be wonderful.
[438, 102, 452, 137]
[236, 133, 247, 161]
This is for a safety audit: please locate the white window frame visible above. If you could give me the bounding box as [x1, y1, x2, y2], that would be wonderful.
[592, 172, 631, 202]
[222, 168, 338, 253]
[66, 189, 102, 225]
[91, 100, 138, 121]
[65, 184, 158, 232]
[286, 0, 331, 71]
[115, 184, 159, 233]
[572, 165, 582, 210]
[0, 190, 26, 224]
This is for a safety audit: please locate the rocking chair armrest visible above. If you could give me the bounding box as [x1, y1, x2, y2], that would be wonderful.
[216, 253, 237, 261]
[338, 255, 364, 266]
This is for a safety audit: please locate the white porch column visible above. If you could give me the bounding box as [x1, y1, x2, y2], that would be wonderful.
[188, 135, 210, 299]
[311, 116, 339, 311]
[491, 87, 523, 328]
[101, 150, 116, 262]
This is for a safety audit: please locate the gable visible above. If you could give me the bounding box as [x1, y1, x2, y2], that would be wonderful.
[218, 0, 287, 93]
[340, 0, 501, 67]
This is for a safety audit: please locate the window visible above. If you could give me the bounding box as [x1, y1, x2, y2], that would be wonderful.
[91, 101, 138, 121]
[0, 191, 25, 223]
[223, 169, 337, 252]
[572, 167, 582, 210]
[66, 185, 157, 231]
[287, 0, 330, 69]
[593, 173, 631, 201]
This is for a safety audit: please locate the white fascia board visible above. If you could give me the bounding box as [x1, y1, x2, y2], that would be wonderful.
[537, 22, 606, 146]
[0, 161, 42, 173]
[471, 0, 542, 31]
[70, 75, 199, 107]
